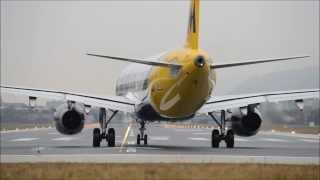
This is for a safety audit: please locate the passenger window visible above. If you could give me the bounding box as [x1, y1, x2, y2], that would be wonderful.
[143, 79, 148, 89]
[170, 66, 180, 77]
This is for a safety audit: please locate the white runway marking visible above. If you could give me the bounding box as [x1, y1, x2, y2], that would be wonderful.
[175, 129, 204, 132]
[260, 131, 319, 139]
[136, 147, 162, 150]
[235, 138, 249, 142]
[260, 138, 288, 142]
[51, 137, 74, 141]
[188, 137, 210, 141]
[119, 122, 133, 152]
[127, 141, 135, 145]
[48, 132, 59, 135]
[192, 132, 210, 135]
[11, 138, 39, 142]
[31, 146, 46, 152]
[300, 139, 319, 143]
[1, 154, 318, 164]
[149, 136, 169, 141]
[126, 147, 136, 153]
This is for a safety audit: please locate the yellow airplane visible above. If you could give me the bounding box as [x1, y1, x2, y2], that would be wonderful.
[1, 0, 319, 148]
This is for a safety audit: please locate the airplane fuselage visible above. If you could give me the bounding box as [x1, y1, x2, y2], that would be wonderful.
[116, 48, 216, 120]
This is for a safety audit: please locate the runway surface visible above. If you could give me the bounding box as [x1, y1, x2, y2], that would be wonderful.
[1, 123, 319, 164]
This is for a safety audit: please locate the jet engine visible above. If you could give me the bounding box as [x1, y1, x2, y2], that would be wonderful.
[54, 103, 85, 135]
[230, 105, 262, 137]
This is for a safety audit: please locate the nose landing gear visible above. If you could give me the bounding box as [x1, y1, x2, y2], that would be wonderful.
[136, 120, 148, 145]
[209, 110, 234, 148]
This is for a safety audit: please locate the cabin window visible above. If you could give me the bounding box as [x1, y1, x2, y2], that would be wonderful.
[170, 66, 180, 77]
[143, 79, 148, 90]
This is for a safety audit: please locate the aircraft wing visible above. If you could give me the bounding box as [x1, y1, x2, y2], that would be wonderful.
[1, 86, 137, 113]
[198, 89, 320, 113]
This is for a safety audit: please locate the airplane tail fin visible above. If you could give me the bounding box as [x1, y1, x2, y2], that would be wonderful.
[184, 0, 200, 50]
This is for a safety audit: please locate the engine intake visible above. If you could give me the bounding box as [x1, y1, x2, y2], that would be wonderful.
[231, 112, 262, 137]
[54, 104, 85, 135]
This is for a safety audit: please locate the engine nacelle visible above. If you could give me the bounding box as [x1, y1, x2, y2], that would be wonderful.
[230, 106, 262, 137]
[54, 103, 85, 135]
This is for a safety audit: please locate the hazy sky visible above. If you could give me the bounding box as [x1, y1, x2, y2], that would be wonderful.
[1, 1, 319, 103]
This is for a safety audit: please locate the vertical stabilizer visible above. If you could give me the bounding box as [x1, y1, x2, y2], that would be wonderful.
[184, 0, 199, 50]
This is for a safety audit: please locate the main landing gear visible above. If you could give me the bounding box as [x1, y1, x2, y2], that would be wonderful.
[136, 120, 148, 145]
[209, 110, 234, 148]
[93, 108, 118, 147]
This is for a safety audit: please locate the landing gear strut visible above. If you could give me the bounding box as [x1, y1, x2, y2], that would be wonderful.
[209, 110, 234, 148]
[137, 120, 148, 145]
[93, 108, 118, 147]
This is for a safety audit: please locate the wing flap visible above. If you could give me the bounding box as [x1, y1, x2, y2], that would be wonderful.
[199, 89, 320, 113]
[1, 86, 136, 113]
[200, 95, 266, 113]
[266, 91, 319, 102]
[66, 94, 135, 112]
[1, 86, 66, 100]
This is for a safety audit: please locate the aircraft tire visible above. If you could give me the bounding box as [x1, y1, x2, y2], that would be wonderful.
[108, 128, 115, 147]
[225, 130, 234, 148]
[93, 128, 101, 147]
[211, 129, 220, 148]
[144, 134, 148, 145]
[137, 134, 141, 145]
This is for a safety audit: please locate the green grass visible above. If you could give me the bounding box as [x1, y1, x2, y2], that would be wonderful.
[1, 163, 319, 180]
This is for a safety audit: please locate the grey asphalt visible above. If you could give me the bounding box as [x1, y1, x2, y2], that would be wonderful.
[1, 123, 319, 164]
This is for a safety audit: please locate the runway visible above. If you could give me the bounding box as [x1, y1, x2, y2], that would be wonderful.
[1, 123, 319, 164]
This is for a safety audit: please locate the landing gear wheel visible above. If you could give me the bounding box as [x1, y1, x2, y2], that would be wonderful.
[211, 129, 220, 148]
[137, 134, 141, 145]
[144, 134, 148, 145]
[225, 130, 234, 148]
[107, 128, 115, 147]
[209, 110, 237, 148]
[93, 128, 101, 147]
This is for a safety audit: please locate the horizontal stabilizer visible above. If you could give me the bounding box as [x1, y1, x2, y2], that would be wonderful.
[87, 53, 181, 68]
[210, 56, 310, 69]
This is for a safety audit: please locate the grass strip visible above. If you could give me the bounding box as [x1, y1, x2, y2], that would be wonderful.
[1, 163, 319, 180]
